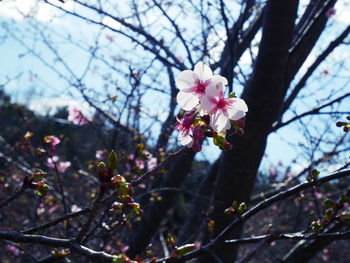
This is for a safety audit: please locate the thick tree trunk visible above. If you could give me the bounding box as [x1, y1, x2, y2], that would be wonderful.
[199, 0, 299, 262]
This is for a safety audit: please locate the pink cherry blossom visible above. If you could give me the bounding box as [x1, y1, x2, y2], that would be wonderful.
[5, 244, 20, 256]
[175, 111, 196, 147]
[44, 135, 61, 152]
[68, 106, 91, 125]
[95, 149, 108, 160]
[47, 156, 71, 173]
[147, 157, 157, 170]
[200, 82, 248, 132]
[176, 62, 227, 111]
[135, 159, 145, 169]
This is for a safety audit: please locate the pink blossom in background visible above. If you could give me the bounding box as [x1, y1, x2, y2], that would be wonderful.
[48, 206, 59, 214]
[105, 34, 115, 41]
[326, 7, 336, 17]
[135, 159, 145, 170]
[121, 245, 130, 252]
[71, 204, 82, 213]
[95, 149, 108, 160]
[5, 244, 20, 256]
[46, 156, 71, 173]
[147, 157, 157, 170]
[68, 106, 91, 125]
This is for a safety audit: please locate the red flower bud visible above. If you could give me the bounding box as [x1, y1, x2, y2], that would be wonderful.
[336, 121, 346, 127]
[191, 140, 202, 152]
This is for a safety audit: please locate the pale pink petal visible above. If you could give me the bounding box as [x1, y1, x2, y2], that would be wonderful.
[210, 111, 231, 132]
[199, 95, 216, 115]
[194, 62, 213, 81]
[205, 81, 225, 98]
[229, 110, 246, 121]
[176, 70, 196, 90]
[178, 131, 193, 147]
[211, 75, 228, 86]
[177, 91, 199, 111]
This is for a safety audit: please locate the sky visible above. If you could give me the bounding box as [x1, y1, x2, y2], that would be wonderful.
[0, 0, 349, 175]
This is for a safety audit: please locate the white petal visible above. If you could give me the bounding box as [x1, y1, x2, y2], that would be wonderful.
[230, 110, 246, 121]
[233, 98, 248, 112]
[176, 70, 196, 90]
[194, 62, 212, 81]
[199, 95, 216, 116]
[211, 75, 228, 86]
[178, 132, 193, 147]
[210, 111, 231, 132]
[177, 91, 199, 111]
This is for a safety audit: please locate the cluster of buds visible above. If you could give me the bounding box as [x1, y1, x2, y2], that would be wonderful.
[97, 151, 143, 218]
[124, 144, 158, 175]
[224, 200, 248, 216]
[175, 62, 248, 152]
[28, 169, 50, 196]
[336, 116, 350, 132]
[310, 194, 349, 232]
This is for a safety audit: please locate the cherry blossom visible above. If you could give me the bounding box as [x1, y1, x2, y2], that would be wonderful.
[176, 62, 227, 111]
[200, 82, 248, 132]
[68, 105, 91, 125]
[175, 111, 196, 147]
[96, 149, 108, 160]
[46, 156, 71, 173]
[43, 135, 61, 152]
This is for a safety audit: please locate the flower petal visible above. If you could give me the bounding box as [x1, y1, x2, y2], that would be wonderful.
[211, 75, 228, 86]
[194, 62, 213, 81]
[210, 111, 231, 132]
[206, 81, 225, 98]
[233, 98, 248, 112]
[178, 131, 193, 147]
[230, 110, 246, 121]
[199, 95, 216, 115]
[177, 91, 199, 111]
[176, 70, 196, 90]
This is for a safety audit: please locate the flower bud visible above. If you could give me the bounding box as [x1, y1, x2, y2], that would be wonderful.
[191, 140, 202, 152]
[107, 150, 118, 173]
[193, 126, 204, 140]
[31, 169, 47, 181]
[222, 142, 233, 151]
[97, 162, 107, 180]
[34, 182, 50, 196]
[236, 118, 245, 128]
[24, 131, 34, 140]
[336, 121, 346, 127]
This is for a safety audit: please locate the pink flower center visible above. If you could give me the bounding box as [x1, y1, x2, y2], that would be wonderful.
[216, 98, 230, 111]
[193, 79, 210, 95]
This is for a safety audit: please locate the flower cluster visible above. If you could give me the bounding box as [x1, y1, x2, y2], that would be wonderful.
[175, 62, 248, 151]
[68, 105, 91, 125]
[46, 156, 71, 173]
